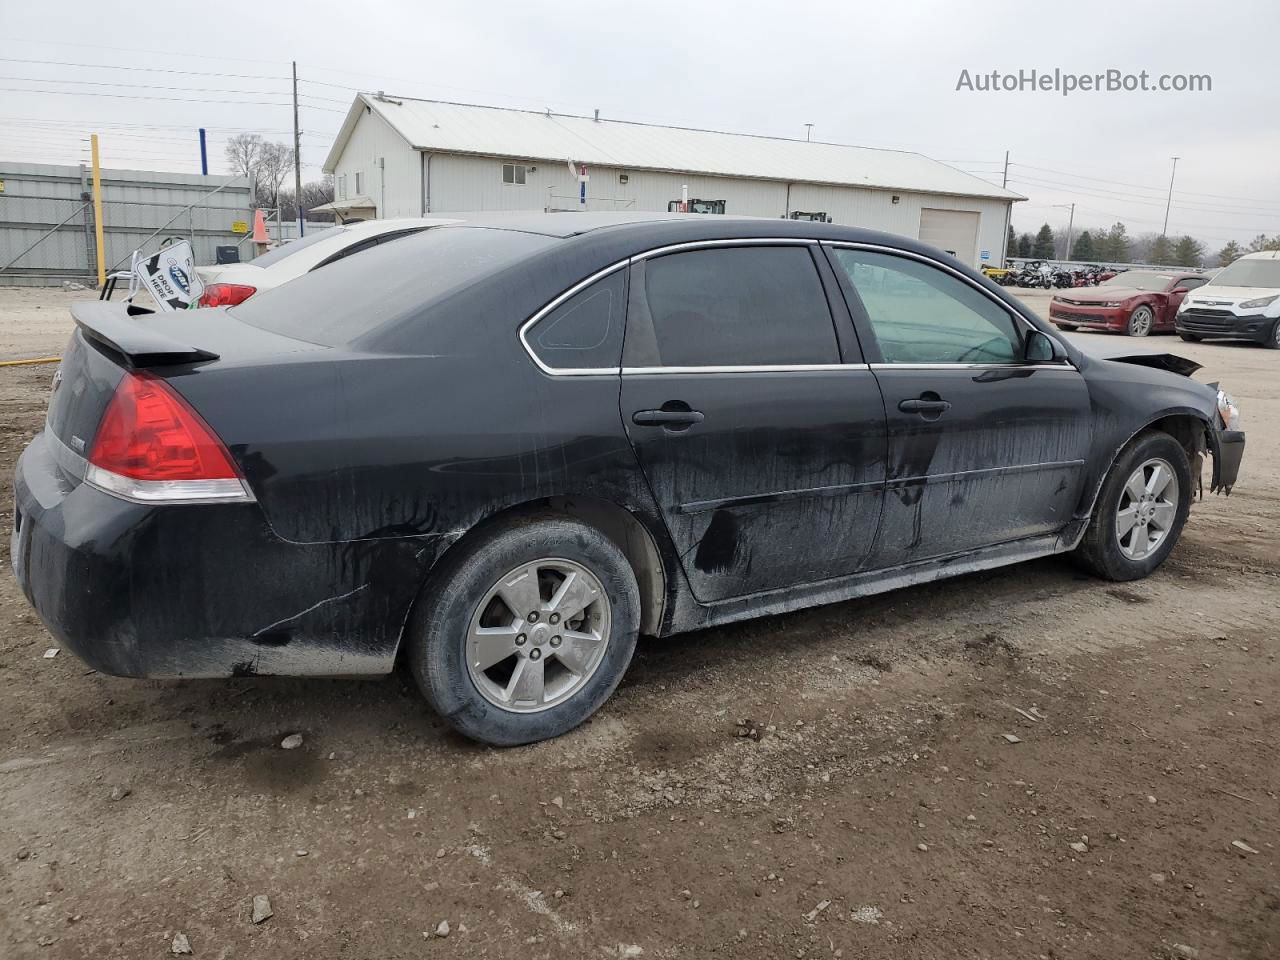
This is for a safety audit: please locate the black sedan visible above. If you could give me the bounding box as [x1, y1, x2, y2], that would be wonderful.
[13, 214, 1245, 745]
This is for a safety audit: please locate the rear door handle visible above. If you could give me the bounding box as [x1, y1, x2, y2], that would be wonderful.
[632, 409, 705, 427]
[898, 399, 950, 414]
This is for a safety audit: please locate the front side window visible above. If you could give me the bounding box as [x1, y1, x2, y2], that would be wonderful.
[1176, 277, 1208, 291]
[633, 246, 839, 367]
[525, 270, 626, 370]
[502, 163, 527, 185]
[832, 248, 1022, 364]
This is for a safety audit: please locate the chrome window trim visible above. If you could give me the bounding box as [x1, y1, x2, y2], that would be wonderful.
[630, 237, 815, 260]
[622, 363, 871, 375]
[867, 362, 1076, 372]
[518, 260, 629, 377]
[518, 237, 1079, 377]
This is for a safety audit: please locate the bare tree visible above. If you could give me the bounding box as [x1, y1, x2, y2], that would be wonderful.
[223, 133, 264, 181]
[254, 141, 297, 210]
[278, 176, 337, 223]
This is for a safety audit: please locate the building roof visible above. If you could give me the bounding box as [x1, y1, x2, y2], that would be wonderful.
[323, 95, 1024, 202]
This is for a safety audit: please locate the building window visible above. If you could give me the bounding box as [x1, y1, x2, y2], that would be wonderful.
[354, 171, 364, 195]
[502, 163, 527, 185]
[337, 174, 347, 200]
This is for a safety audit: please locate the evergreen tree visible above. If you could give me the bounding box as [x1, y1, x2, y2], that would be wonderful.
[1071, 230, 1097, 261]
[1149, 234, 1174, 265]
[1032, 223, 1056, 259]
[1173, 235, 1204, 268]
[1017, 233, 1033, 258]
[1098, 222, 1129, 263]
[1006, 224, 1018, 259]
[1217, 240, 1243, 266]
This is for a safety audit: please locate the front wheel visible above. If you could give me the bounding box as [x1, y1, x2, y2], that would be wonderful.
[1265, 320, 1280, 350]
[1178, 332, 1201, 342]
[1126, 305, 1155, 337]
[1073, 431, 1192, 581]
[1056, 323, 1079, 332]
[406, 514, 640, 746]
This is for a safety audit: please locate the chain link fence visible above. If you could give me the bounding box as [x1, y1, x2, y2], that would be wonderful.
[0, 162, 255, 287]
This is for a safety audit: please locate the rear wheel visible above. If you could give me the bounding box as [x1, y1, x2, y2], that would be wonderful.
[1073, 431, 1192, 581]
[406, 514, 640, 746]
[1126, 305, 1155, 337]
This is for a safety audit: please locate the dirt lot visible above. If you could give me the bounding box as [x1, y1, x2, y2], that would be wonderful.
[0, 286, 1276, 960]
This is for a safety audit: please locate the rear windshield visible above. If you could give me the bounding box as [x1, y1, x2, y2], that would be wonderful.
[1101, 271, 1173, 291]
[250, 226, 346, 267]
[1211, 257, 1280, 289]
[230, 226, 557, 346]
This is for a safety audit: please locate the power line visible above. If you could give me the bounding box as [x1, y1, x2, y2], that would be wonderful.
[4, 36, 288, 67]
[1012, 160, 1280, 208]
[0, 86, 347, 111]
[0, 56, 290, 81]
[1009, 175, 1280, 222]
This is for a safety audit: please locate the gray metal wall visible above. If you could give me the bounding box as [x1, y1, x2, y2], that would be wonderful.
[0, 163, 253, 286]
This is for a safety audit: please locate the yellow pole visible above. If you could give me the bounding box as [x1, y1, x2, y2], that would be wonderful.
[90, 134, 106, 288]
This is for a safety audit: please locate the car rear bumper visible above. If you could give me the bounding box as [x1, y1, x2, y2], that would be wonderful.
[1176, 310, 1277, 342]
[12, 431, 453, 678]
[1049, 302, 1126, 329]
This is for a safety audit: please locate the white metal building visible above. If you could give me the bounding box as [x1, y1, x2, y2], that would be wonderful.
[321, 96, 1024, 267]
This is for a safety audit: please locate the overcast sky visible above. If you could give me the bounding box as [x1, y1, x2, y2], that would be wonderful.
[4, 0, 1278, 250]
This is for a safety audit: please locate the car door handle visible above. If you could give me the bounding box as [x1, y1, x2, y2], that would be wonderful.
[898, 397, 951, 416]
[632, 407, 705, 428]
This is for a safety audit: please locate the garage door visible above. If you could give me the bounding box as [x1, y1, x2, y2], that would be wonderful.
[918, 208, 980, 266]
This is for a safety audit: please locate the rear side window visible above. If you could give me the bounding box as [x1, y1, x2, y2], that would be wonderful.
[525, 270, 626, 371]
[630, 246, 838, 367]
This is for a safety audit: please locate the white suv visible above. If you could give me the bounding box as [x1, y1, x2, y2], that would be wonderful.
[1176, 250, 1280, 348]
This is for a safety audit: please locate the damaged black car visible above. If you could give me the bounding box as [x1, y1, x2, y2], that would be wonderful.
[12, 214, 1246, 745]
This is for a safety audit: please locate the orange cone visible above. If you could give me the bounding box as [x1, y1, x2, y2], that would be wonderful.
[251, 209, 269, 244]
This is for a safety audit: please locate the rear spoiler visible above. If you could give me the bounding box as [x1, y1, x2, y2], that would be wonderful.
[71, 302, 219, 367]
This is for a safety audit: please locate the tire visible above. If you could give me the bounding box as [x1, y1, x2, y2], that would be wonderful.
[1073, 431, 1193, 582]
[1126, 305, 1155, 337]
[1264, 320, 1280, 350]
[1178, 332, 1201, 342]
[405, 513, 640, 746]
[1056, 323, 1079, 332]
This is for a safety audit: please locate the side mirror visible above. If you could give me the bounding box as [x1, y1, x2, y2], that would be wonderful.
[1025, 329, 1067, 363]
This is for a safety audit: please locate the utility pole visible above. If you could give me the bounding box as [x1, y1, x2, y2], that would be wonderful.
[292, 61, 304, 237]
[90, 134, 106, 289]
[1001, 150, 1009, 189]
[1052, 203, 1075, 261]
[804, 123, 813, 142]
[1162, 156, 1179, 236]
[198, 128, 208, 176]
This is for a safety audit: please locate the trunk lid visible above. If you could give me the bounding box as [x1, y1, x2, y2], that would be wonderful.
[47, 301, 325, 461]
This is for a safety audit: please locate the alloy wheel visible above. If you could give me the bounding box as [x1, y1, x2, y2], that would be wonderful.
[465, 558, 611, 713]
[1129, 306, 1153, 337]
[1115, 458, 1179, 561]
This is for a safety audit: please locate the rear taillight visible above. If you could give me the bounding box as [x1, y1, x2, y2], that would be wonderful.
[198, 283, 257, 308]
[85, 371, 250, 503]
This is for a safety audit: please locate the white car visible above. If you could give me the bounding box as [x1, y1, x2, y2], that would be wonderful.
[1176, 250, 1280, 348]
[195, 217, 460, 307]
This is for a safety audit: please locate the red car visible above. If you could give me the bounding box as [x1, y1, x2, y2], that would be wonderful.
[1050, 271, 1210, 337]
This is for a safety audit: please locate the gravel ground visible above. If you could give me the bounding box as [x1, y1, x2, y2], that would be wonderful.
[0, 285, 1276, 960]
